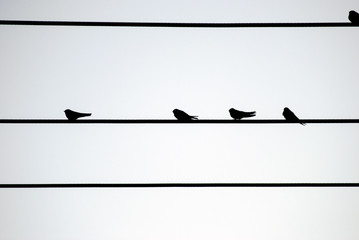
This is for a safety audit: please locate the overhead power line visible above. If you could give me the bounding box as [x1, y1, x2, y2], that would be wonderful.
[1, 183, 358, 188]
[0, 119, 358, 124]
[0, 20, 357, 28]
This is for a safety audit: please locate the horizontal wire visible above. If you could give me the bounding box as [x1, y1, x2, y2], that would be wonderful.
[0, 119, 358, 124]
[1, 183, 359, 188]
[0, 20, 358, 28]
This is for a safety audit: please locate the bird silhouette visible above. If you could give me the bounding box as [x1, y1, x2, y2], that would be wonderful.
[173, 109, 198, 120]
[282, 107, 306, 125]
[348, 10, 359, 24]
[229, 108, 256, 120]
[64, 109, 92, 120]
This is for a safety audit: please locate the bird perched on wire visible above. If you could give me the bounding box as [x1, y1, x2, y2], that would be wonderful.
[64, 109, 92, 120]
[173, 109, 198, 120]
[229, 108, 256, 120]
[282, 107, 306, 125]
[348, 10, 359, 24]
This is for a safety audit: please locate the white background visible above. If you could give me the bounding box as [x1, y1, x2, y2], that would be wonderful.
[1, 1, 359, 239]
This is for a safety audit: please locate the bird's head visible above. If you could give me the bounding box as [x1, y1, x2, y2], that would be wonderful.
[349, 10, 357, 15]
[283, 107, 290, 115]
[229, 108, 235, 112]
[64, 109, 70, 113]
[173, 109, 179, 113]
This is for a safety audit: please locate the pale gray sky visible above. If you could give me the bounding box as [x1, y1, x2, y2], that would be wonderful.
[1, 1, 359, 239]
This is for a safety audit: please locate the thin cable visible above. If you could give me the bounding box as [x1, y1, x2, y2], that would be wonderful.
[1, 183, 358, 188]
[0, 119, 358, 124]
[0, 20, 357, 28]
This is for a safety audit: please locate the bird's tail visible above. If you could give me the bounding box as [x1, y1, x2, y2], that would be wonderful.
[82, 113, 92, 117]
[246, 111, 256, 117]
[191, 116, 199, 120]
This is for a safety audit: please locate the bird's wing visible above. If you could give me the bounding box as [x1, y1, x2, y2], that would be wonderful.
[78, 112, 91, 117]
[288, 111, 306, 125]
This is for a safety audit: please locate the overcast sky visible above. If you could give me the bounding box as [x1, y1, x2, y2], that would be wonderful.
[1, 1, 359, 240]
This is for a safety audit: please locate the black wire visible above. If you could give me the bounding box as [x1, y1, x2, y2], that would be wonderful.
[1, 183, 358, 188]
[0, 20, 358, 28]
[0, 119, 358, 124]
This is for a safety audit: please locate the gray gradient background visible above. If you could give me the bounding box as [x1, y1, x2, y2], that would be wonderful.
[1, 1, 359, 239]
